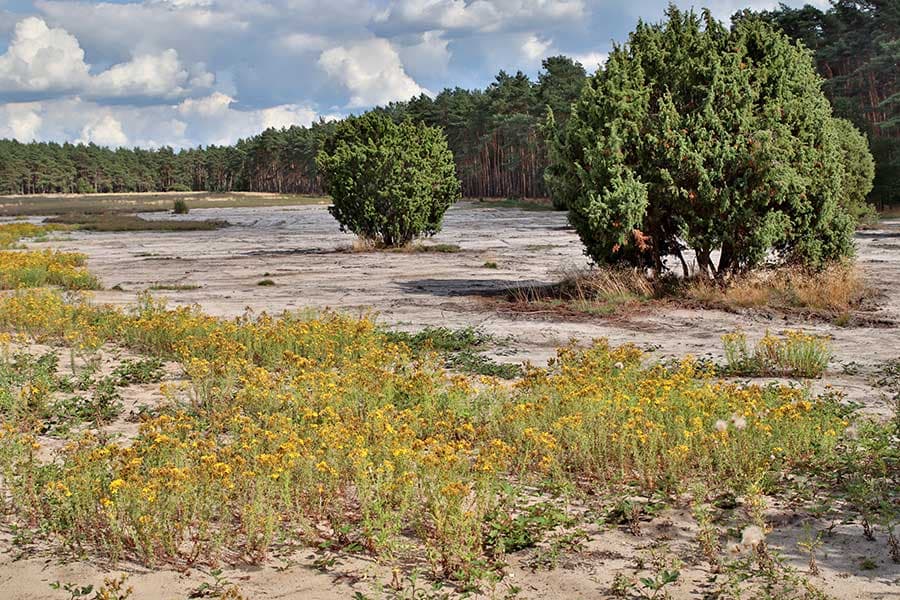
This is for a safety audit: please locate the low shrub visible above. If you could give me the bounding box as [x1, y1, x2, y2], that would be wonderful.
[0, 250, 100, 290]
[721, 330, 832, 378]
[172, 199, 190, 214]
[548, 8, 865, 274]
[317, 112, 461, 247]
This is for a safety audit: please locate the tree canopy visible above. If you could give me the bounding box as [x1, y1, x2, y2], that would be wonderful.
[756, 1, 900, 207]
[1, 3, 894, 210]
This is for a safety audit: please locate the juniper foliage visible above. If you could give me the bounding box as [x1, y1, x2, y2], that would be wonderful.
[548, 7, 873, 276]
[317, 113, 461, 247]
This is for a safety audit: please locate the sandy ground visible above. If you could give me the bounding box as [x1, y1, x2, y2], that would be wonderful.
[2, 202, 899, 599]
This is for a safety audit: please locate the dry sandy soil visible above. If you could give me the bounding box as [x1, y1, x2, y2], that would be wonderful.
[1, 201, 898, 599]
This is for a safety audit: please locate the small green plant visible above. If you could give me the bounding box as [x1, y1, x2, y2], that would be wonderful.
[173, 199, 190, 214]
[859, 557, 878, 570]
[385, 327, 518, 378]
[483, 261, 499, 269]
[447, 350, 521, 379]
[51, 575, 132, 600]
[602, 497, 664, 537]
[484, 501, 574, 558]
[798, 528, 824, 576]
[527, 528, 589, 571]
[112, 357, 165, 385]
[50, 581, 95, 599]
[609, 562, 680, 599]
[385, 326, 491, 353]
[188, 569, 245, 599]
[88, 376, 124, 424]
[360, 568, 454, 600]
[611, 572, 633, 597]
[691, 486, 722, 569]
[637, 569, 680, 599]
[257, 279, 276, 287]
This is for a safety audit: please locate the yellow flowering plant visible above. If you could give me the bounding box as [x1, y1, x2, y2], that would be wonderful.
[0, 289, 854, 580]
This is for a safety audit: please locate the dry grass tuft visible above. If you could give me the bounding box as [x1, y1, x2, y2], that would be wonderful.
[682, 263, 874, 315]
[504, 267, 656, 316]
[346, 236, 378, 253]
[493, 262, 877, 323]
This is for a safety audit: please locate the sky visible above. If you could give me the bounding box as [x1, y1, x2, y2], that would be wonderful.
[0, 0, 828, 149]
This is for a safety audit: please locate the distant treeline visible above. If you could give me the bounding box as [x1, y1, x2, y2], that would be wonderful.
[0, 56, 586, 200]
[1, 2, 897, 206]
[757, 0, 899, 208]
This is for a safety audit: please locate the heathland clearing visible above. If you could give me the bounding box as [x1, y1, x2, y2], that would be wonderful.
[0, 200, 897, 599]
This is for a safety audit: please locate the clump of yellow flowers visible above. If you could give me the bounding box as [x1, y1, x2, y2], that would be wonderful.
[0, 249, 99, 290]
[0, 222, 73, 249]
[0, 223, 96, 290]
[0, 288, 846, 578]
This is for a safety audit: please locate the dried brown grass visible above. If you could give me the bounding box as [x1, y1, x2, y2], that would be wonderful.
[682, 263, 874, 315]
[495, 262, 876, 323]
[504, 267, 656, 316]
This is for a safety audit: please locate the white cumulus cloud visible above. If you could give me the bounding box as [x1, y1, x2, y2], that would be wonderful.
[0, 95, 325, 148]
[375, 0, 585, 34]
[178, 91, 235, 117]
[319, 38, 428, 107]
[395, 30, 451, 80]
[569, 51, 607, 71]
[79, 114, 129, 146]
[0, 16, 91, 92]
[178, 92, 322, 145]
[0, 103, 43, 141]
[522, 34, 552, 63]
[0, 16, 212, 99]
[91, 49, 192, 98]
